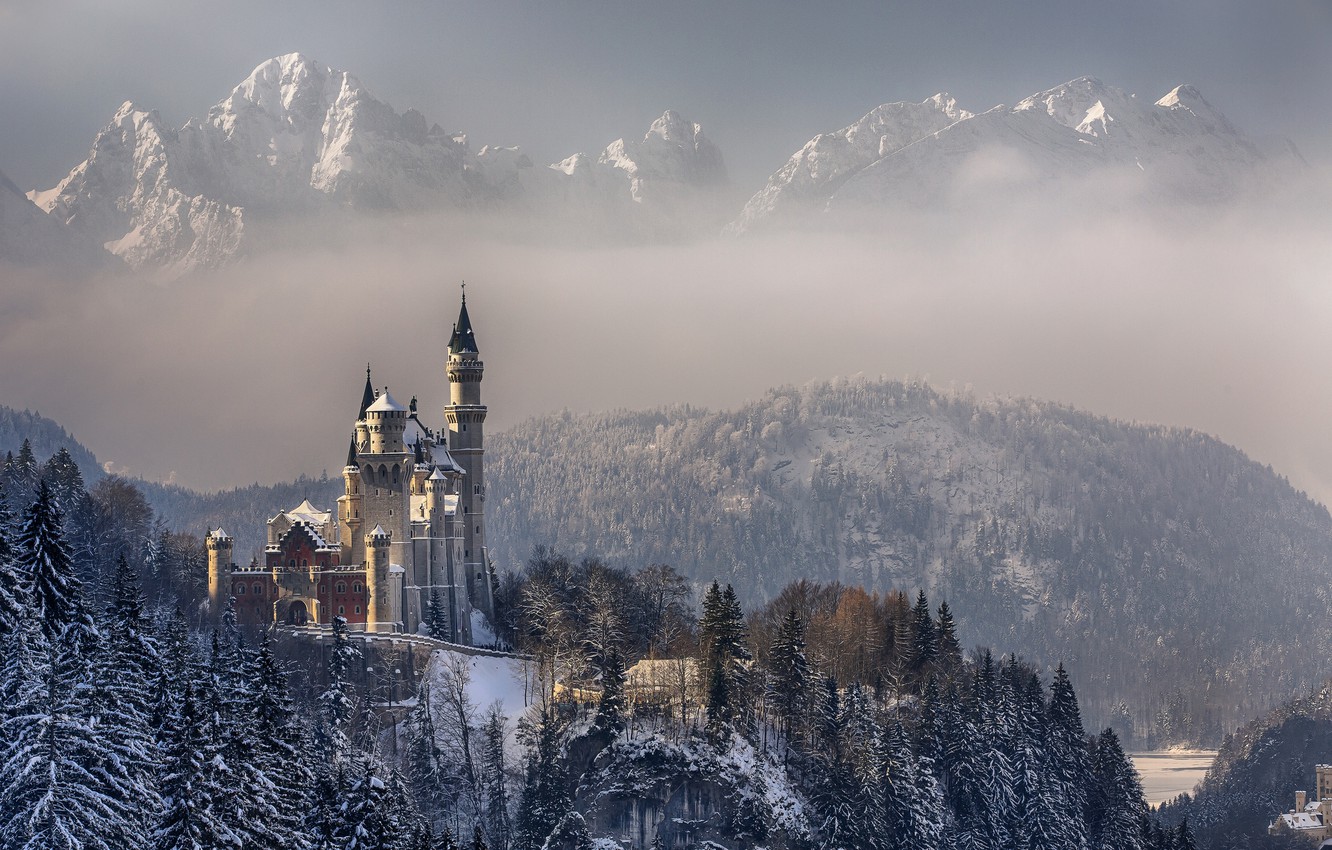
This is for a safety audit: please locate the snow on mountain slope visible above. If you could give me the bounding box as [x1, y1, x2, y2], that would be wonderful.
[732, 77, 1298, 231]
[26, 54, 727, 273]
[0, 169, 110, 269]
[728, 94, 969, 232]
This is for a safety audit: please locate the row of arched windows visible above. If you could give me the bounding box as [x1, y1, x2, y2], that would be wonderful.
[362, 463, 401, 486]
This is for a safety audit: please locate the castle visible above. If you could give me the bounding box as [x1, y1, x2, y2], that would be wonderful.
[1270, 765, 1332, 842]
[206, 293, 494, 643]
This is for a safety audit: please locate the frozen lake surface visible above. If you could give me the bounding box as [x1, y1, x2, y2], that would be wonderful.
[1131, 751, 1217, 806]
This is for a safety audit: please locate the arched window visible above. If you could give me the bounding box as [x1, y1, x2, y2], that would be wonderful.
[289, 559, 297, 568]
[338, 606, 345, 616]
[354, 605, 362, 614]
[336, 582, 347, 594]
[301, 559, 308, 567]
[253, 583, 262, 596]
[392, 464, 400, 485]
[353, 583, 362, 593]
[363, 465, 373, 480]
[319, 584, 327, 594]
[379, 465, 389, 485]
[236, 584, 246, 595]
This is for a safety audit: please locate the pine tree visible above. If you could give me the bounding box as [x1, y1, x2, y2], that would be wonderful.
[42, 447, 85, 512]
[908, 590, 937, 685]
[1, 620, 146, 850]
[243, 631, 313, 850]
[0, 486, 23, 633]
[405, 679, 448, 828]
[17, 480, 95, 642]
[514, 709, 569, 850]
[481, 707, 511, 850]
[334, 756, 401, 850]
[1087, 727, 1148, 850]
[699, 582, 749, 736]
[319, 615, 361, 767]
[769, 608, 811, 750]
[596, 645, 626, 730]
[1046, 663, 1090, 850]
[9, 439, 39, 499]
[427, 588, 452, 640]
[934, 600, 962, 676]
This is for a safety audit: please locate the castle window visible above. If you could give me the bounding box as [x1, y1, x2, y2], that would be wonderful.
[354, 605, 362, 614]
[475, 525, 480, 534]
[336, 582, 347, 594]
[301, 559, 308, 568]
[392, 464, 400, 485]
[236, 584, 246, 594]
[353, 583, 362, 593]
[319, 584, 327, 594]
[379, 465, 388, 485]
[253, 583, 263, 596]
[289, 559, 297, 568]
[338, 606, 345, 616]
[364, 465, 373, 480]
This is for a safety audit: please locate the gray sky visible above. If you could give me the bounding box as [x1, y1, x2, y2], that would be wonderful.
[2, 1, 1331, 505]
[1, 0, 1330, 192]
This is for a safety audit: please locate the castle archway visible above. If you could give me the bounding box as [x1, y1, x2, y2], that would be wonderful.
[286, 599, 309, 626]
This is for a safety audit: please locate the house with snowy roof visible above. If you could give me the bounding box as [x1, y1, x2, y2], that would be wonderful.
[206, 292, 495, 643]
[1270, 765, 1332, 841]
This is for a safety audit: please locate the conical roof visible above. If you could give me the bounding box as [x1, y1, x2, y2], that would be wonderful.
[448, 291, 479, 355]
[358, 364, 376, 419]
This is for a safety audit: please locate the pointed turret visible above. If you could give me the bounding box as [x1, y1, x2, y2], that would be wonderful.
[448, 289, 479, 355]
[346, 436, 358, 468]
[358, 363, 376, 419]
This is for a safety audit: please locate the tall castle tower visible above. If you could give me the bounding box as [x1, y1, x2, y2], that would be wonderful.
[444, 289, 495, 620]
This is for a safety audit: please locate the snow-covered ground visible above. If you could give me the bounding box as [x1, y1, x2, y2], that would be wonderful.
[1130, 751, 1216, 806]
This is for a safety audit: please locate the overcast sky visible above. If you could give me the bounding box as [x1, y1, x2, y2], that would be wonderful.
[1, 0, 1329, 193]
[1, 1, 1331, 503]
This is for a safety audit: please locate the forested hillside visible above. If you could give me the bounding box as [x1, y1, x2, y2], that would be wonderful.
[487, 378, 1332, 744]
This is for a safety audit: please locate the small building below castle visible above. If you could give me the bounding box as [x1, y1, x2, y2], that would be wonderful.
[1270, 765, 1332, 843]
[206, 293, 495, 644]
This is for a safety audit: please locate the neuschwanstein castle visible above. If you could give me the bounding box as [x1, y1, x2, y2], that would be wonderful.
[205, 293, 494, 644]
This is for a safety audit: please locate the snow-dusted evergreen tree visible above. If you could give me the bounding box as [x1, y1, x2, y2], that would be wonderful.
[480, 706, 511, 850]
[17, 479, 95, 642]
[514, 708, 570, 850]
[0, 617, 145, 850]
[768, 608, 811, 751]
[153, 678, 241, 850]
[319, 614, 360, 766]
[908, 590, 936, 684]
[700, 582, 750, 736]
[1087, 727, 1148, 850]
[427, 588, 451, 640]
[42, 447, 85, 512]
[6, 439, 39, 499]
[404, 678, 450, 830]
[934, 601, 962, 678]
[333, 755, 401, 850]
[0, 486, 23, 633]
[242, 631, 313, 850]
[1046, 663, 1090, 850]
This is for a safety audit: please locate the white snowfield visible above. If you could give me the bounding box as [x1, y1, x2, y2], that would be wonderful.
[729, 76, 1302, 233]
[27, 53, 728, 273]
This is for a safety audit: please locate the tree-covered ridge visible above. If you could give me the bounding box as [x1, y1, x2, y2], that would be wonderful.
[1159, 685, 1332, 850]
[487, 378, 1332, 744]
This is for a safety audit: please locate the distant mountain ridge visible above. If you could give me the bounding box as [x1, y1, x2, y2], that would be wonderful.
[6, 59, 1302, 273]
[26, 53, 729, 272]
[730, 76, 1301, 232]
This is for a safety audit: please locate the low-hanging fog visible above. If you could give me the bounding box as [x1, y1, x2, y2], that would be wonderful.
[3, 164, 1331, 509]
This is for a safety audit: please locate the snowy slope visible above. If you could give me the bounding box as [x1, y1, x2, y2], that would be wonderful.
[0, 169, 110, 269]
[732, 77, 1299, 231]
[27, 54, 727, 273]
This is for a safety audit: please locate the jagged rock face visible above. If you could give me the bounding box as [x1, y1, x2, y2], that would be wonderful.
[27, 53, 727, 273]
[569, 733, 810, 850]
[731, 77, 1301, 232]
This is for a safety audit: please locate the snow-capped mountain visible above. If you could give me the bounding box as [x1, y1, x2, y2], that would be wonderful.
[27, 53, 728, 272]
[0, 169, 110, 270]
[731, 77, 1300, 232]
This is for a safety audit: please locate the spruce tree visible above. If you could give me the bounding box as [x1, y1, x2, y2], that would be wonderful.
[481, 707, 511, 850]
[934, 600, 962, 676]
[514, 709, 570, 850]
[1047, 663, 1090, 850]
[0, 487, 23, 633]
[769, 608, 811, 750]
[245, 631, 313, 850]
[596, 645, 626, 730]
[1087, 727, 1148, 850]
[427, 588, 452, 640]
[908, 590, 937, 685]
[17, 480, 94, 641]
[1, 620, 146, 850]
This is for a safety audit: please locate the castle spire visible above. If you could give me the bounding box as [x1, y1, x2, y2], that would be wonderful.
[448, 285, 479, 355]
[346, 436, 357, 467]
[358, 363, 376, 419]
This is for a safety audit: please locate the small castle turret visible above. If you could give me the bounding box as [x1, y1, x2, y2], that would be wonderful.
[365, 524, 395, 633]
[205, 527, 233, 620]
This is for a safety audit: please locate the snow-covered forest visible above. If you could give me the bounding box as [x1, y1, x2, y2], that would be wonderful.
[0, 448, 1197, 850]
